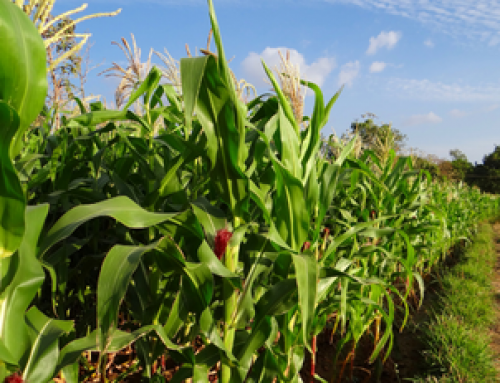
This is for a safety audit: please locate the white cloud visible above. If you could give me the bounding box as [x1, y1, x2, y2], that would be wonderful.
[402, 112, 443, 127]
[300, 39, 312, 48]
[366, 31, 401, 55]
[449, 104, 499, 118]
[449, 109, 467, 118]
[100, 1, 500, 45]
[322, 0, 500, 44]
[338, 61, 360, 87]
[488, 33, 500, 46]
[424, 39, 435, 47]
[369, 61, 387, 73]
[482, 104, 500, 112]
[386, 78, 500, 102]
[240, 47, 336, 90]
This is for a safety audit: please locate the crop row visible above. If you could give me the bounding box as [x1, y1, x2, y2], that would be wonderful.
[0, 1, 498, 382]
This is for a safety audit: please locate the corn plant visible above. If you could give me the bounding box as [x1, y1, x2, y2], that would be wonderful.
[1, 0, 499, 382]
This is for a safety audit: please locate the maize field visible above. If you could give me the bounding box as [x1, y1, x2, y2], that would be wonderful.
[0, 0, 498, 382]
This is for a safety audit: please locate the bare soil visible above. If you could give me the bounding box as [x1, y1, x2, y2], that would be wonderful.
[488, 223, 500, 375]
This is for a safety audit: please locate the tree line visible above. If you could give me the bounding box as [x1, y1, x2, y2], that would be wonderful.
[326, 116, 500, 194]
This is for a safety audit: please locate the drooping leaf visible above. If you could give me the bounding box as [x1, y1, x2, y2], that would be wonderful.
[38, 196, 183, 258]
[22, 307, 73, 383]
[0, 204, 48, 363]
[97, 241, 162, 353]
[0, 0, 48, 157]
[0, 103, 25, 258]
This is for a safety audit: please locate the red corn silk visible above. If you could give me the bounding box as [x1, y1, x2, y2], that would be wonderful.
[322, 227, 330, 238]
[5, 373, 23, 383]
[214, 229, 233, 260]
[301, 241, 311, 252]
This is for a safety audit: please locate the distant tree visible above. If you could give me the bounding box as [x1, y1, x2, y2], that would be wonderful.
[449, 149, 468, 162]
[449, 149, 473, 182]
[438, 160, 456, 181]
[407, 149, 469, 182]
[483, 145, 500, 169]
[468, 145, 500, 194]
[411, 155, 440, 179]
[349, 113, 407, 154]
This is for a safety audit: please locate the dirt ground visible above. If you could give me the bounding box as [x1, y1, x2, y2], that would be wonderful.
[488, 222, 500, 375]
[299, 289, 435, 383]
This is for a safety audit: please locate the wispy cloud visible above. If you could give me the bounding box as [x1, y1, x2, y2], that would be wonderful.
[300, 39, 312, 48]
[401, 112, 443, 127]
[483, 104, 500, 112]
[338, 61, 360, 87]
[366, 31, 401, 55]
[449, 109, 467, 118]
[424, 39, 435, 48]
[386, 78, 500, 102]
[241, 47, 336, 89]
[324, 0, 500, 44]
[369, 61, 386, 73]
[81, 0, 500, 46]
[449, 104, 499, 118]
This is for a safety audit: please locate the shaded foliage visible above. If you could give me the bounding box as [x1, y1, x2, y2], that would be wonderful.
[467, 145, 500, 194]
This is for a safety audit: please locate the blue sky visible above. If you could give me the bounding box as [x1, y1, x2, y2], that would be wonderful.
[54, 0, 500, 164]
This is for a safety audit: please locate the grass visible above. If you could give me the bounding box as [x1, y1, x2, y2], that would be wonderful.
[410, 220, 498, 383]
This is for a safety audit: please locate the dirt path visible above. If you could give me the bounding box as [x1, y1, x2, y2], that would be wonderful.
[489, 223, 500, 374]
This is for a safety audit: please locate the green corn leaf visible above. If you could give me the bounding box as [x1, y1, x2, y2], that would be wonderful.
[232, 316, 273, 381]
[180, 55, 210, 134]
[152, 237, 214, 312]
[162, 84, 183, 112]
[68, 110, 130, 126]
[261, 60, 299, 135]
[0, 0, 47, 158]
[199, 307, 236, 363]
[207, 0, 249, 167]
[180, 262, 214, 314]
[305, 166, 320, 227]
[55, 325, 180, 380]
[233, 251, 281, 327]
[276, 105, 301, 179]
[169, 344, 221, 383]
[254, 279, 297, 320]
[191, 197, 227, 238]
[300, 80, 325, 159]
[292, 253, 317, 351]
[246, 124, 308, 251]
[246, 348, 282, 383]
[22, 307, 73, 383]
[60, 363, 79, 383]
[0, 339, 16, 365]
[0, 362, 7, 382]
[321, 219, 388, 262]
[0, 204, 48, 364]
[183, 53, 250, 218]
[125, 66, 162, 111]
[197, 240, 239, 279]
[38, 196, 183, 259]
[97, 241, 162, 353]
[0, 102, 25, 258]
[272, 162, 309, 251]
[68, 109, 150, 133]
